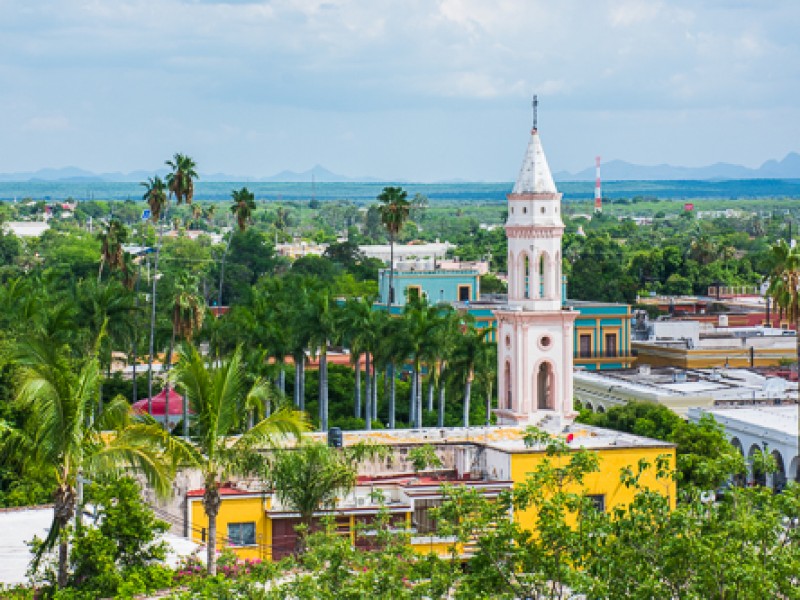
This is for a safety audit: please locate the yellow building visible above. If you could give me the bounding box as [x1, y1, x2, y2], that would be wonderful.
[186, 426, 675, 561]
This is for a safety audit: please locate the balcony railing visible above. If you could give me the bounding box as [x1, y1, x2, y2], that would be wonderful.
[574, 350, 633, 360]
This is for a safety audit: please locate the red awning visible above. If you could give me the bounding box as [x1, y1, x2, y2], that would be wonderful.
[132, 388, 191, 417]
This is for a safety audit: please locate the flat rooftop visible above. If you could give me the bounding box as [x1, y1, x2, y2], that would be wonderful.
[702, 405, 798, 437]
[0, 505, 199, 585]
[575, 367, 796, 405]
[312, 424, 674, 453]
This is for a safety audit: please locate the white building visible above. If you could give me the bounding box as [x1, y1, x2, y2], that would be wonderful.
[688, 405, 798, 490]
[359, 241, 454, 264]
[574, 367, 794, 417]
[3, 221, 50, 237]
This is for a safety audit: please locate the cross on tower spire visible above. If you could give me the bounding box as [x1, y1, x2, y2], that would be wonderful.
[532, 94, 538, 131]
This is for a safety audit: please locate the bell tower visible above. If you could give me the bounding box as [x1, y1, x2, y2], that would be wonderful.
[495, 98, 577, 426]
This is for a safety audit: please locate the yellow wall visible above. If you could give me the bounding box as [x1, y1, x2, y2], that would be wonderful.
[191, 445, 676, 563]
[633, 343, 793, 369]
[189, 494, 270, 561]
[510, 445, 676, 531]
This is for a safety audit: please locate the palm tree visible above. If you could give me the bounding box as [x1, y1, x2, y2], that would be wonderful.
[8, 340, 184, 588]
[306, 287, 337, 431]
[270, 441, 358, 553]
[141, 176, 168, 222]
[166, 274, 205, 434]
[275, 206, 289, 231]
[78, 279, 138, 412]
[230, 187, 256, 232]
[767, 240, 800, 385]
[170, 344, 307, 575]
[191, 203, 203, 228]
[401, 297, 444, 428]
[286, 279, 314, 411]
[337, 297, 375, 421]
[451, 320, 494, 427]
[203, 204, 217, 226]
[688, 232, 718, 266]
[172, 274, 206, 344]
[371, 309, 401, 428]
[97, 218, 128, 282]
[426, 309, 460, 427]
[377, 187, 410, 307]
[166, 153, 198, 205]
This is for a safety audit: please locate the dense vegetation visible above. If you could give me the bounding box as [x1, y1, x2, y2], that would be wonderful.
[3, 161, 800, 596]
[4, 433, 797, 599]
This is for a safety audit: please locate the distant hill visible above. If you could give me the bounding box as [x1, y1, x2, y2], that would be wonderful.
[1, 154, 799, 183]
[0, 164, 375, 184]
[555, 152, 800, 181]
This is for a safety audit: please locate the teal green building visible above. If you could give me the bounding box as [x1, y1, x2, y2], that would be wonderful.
[377, 269, 632, 371]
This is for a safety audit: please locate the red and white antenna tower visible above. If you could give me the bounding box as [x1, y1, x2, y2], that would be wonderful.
[594, 155, 602, 213]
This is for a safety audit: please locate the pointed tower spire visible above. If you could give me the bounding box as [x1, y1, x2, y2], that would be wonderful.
[511, 99, 556, 195]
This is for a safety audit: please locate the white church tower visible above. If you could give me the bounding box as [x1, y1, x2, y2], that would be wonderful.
[495, 97, 577, 427]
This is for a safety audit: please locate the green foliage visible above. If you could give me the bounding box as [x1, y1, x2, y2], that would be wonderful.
[577, 402, 741, 490]
[269, 441, 360, 540]
[67, 478, 172, 597]
[407, 444, 443, 473]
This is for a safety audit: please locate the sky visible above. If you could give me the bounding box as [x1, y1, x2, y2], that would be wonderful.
[1, 0, 798, 181]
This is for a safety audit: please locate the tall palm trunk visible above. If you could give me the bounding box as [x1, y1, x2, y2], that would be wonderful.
[485, 380, 494, 426]
[294, 351, 305, 410]
[416, 365, 423, 428]
[278, 366, 285, 397]
[319, 346, 328, 431]
[438, 375, 446, 428]
[365, 353, 372, 430]
[132, 278, 140, 403]
[203, 483, 222, 576]
[372, 369, 378, 424]
[463, 371, 474, 428]
[389, 363, 396, 429]
[427, 374, 434, 412]
[294, 356, 301, 407]
[54, 483, 76, 588]
[163, 327, 176, 432]
[299, 358, 305, 411]
[365, 354, 372, 421]
[410, 368, 417, 427]
[388, 232, 395, 306]
[354, 355, 361, 419]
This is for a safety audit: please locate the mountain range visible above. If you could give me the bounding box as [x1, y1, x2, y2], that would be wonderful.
[553, 152, 800, 181]
[0, 154, 798, 183]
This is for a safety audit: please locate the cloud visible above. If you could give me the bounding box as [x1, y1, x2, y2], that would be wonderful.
[0, 0, 798, 177]
[24, 115, 71, 132]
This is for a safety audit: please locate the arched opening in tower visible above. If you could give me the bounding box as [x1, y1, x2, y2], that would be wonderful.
[504, 361, 512, 409]
[523, 254, 531, 299]
[537, 362, 554, 410]
[539, 253, 550, 298]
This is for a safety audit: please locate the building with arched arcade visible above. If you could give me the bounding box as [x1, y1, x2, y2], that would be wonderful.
[688, 405, 798, 490]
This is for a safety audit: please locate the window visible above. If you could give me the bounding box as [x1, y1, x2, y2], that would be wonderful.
[458, 285, 471, 302]
[413, 499, 442, 534]
[406, 285, 421, 301]
[227, 522, 256, 546]
[579, 334, 592, 358]
[604, 333, 617, 357]
[586, 494, 606, 513]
